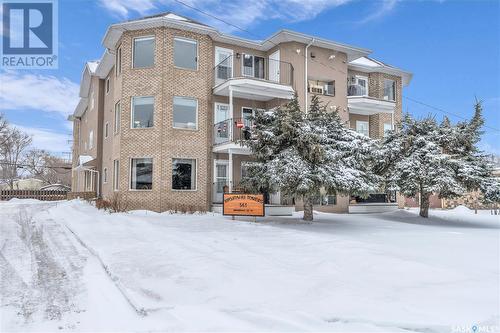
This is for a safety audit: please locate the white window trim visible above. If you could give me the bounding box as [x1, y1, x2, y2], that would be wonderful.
[172, 96, 198, 131]
[172, 158, 198, 192]
[214, 46, 233, 77]
[104, 122, 109, 139]
[115, 45, 122, 77]
[356, 120, 369, 137]
[114, 101, 121, 134]
[241, 54, 265, 78]
[132, 35, 155, 69]
[129, 157, 153, 191]
[173, 37, 199, 71]
[113, 159, 119, 191]
[103, 167, 108, 184]
[130, 96, 154, 129]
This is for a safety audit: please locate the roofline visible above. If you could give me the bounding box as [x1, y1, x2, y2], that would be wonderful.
[348, 61, 413, 86]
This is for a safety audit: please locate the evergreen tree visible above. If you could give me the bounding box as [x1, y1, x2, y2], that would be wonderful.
[242, 95, 377, 221]
[378, 101, 496, 218]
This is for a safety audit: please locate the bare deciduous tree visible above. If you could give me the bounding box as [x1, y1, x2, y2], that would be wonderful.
[24, 149, 72, 186]
[1, 127, 32, 188]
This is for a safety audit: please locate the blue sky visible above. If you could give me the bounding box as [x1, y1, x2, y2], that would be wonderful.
[0, 0, 499, 156]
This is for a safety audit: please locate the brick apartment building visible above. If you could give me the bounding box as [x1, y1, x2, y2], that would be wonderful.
[70, 12, 412, 213]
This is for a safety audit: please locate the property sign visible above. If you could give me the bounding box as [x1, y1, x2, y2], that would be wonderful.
[223, 193, 265, 217]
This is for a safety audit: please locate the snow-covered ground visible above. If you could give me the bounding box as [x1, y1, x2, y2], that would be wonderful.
[1, 199, 499, 332]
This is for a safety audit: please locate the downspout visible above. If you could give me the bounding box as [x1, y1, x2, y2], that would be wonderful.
[304, 38, 315, 113]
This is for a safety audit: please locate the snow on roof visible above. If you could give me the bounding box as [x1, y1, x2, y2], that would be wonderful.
[87, 61, 99, 73]
[78, 155, 94, 166]
[349, 56, 413, 86]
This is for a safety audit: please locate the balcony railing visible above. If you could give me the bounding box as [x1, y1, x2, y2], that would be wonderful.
[214, 118, 253, 145]
[213, 55, 294, 87]
[347, 84, 367, 97]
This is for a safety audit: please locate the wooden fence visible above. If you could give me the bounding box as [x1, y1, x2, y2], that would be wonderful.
[0, 190, 97, 202]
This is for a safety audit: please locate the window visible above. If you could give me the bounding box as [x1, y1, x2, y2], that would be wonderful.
[130, 158, 152, 190]
[383, 79, 396, 101]
[242, 54, 264, 78]
[113, 160, 119, 191]
[383, 123, 392, 137]
[313, 194, 337, 206]
[131, 96, 154, 128]
[347, 76, 368, 96]
[308, 80, 335, 96]
[173, 96, 197, 129]
[133, 36, 155, 68]
[89, 130, 94, 149]
[172, 159, 196, 190]
[114, 101, 121, 134]
[174, 37, 197, 70]
[115, 46, 122, 76]
[106, 77, 110, 94]
[103, 168, 108, 183]
[104, 122, 109, 138]
[356, 120, 369, 137]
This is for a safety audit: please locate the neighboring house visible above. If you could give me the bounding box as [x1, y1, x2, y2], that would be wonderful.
[39, 184, 71, 191]
[69, 12, 412, 213]
[0, 178, 45, 190]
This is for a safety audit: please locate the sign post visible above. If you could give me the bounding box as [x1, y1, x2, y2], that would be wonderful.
[223, 193, 265, 217]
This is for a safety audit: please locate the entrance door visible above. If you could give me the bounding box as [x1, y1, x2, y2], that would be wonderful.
[215, 103, 230, 144]
[214, 160, 229, 203]
[215, 47, 233, 84]
[269, 50, 280, 83]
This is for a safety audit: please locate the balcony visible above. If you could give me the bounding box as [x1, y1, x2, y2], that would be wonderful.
[347, 83, 395, 116]
[213, 55, 295, 101]
[213, 118, 252, 154]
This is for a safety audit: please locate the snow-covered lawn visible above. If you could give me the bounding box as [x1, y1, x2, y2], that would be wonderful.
[1, 200, 499, 332]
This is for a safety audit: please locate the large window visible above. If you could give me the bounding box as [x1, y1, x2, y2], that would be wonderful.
[131, 96, 154, 128]
[113, 160, 119, 191]
[133, 36, 155, 68]
[130, 158, 153, 190]
[172, 159, 196, 190]
[114, 101, 121, 134]
[174, 37, 197, 70]
[242, 54, 264, 78]
[356, 120, 369, 137]
[383, 79, 396, 101]
[173, 96, 197, 129]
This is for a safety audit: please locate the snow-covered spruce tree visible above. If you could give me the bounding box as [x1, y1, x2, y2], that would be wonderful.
[242, 94, 377, 221]
[377, 101, 495, 218]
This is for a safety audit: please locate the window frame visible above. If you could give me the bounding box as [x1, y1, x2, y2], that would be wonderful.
[356, 120, 369, 137]
[383, 122, 392, 137]
[130, 96, 154, 129]
[173, 37, 198, 71]
[242, 53, 265, 79]
[113, 159, 119, 191]
[129, 157, 153, 191]
[103, 167, 108, 184]
[114, 101, 121, 134]
[172, 96, 198, 130]
[132, 35, 155, 69]
[383, 79, 396, 101]
[171, 158, 198, 191]
[115, 45, 122, 77]
[105, 77, 110, 94]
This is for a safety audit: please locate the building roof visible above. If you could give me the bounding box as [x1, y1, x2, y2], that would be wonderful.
[348, 56, 413, 86]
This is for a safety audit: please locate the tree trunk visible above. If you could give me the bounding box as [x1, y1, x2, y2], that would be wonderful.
[303, 195, 314, 221]
[419, 192, 430, 218]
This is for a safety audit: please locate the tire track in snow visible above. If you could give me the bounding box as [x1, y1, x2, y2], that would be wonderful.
[63, 224, 149, 317]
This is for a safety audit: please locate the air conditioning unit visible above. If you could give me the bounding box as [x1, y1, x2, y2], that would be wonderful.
[310, 85, 324, 94]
